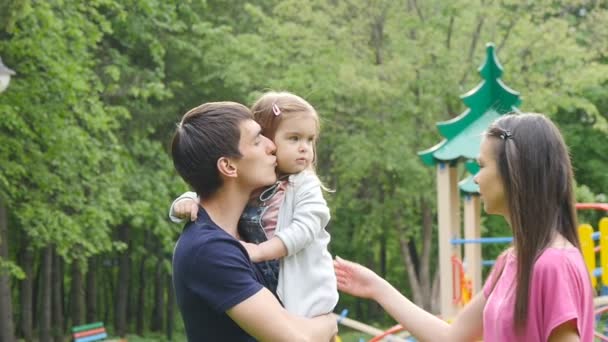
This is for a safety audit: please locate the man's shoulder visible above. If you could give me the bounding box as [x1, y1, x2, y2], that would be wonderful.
[175, 220, 240, 260]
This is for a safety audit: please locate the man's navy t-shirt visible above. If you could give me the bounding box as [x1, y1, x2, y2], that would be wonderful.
[173, 208, 265, 341]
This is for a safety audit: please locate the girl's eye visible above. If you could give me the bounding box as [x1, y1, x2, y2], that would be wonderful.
[289, 136, 298, 141]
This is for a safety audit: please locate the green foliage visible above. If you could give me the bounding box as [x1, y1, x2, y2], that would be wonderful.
[1, 0, 607, 336]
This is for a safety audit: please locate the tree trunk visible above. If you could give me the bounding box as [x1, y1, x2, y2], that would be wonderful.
[19, 238, 34, 341]
[86, 257, 97, 323]
[379, 234, 387, 279]
[419, 196, 434, 310]
[39, 246, 52, 342]
[126, 255, 134, 330]
[32, 252, 41, 334]
[103, 259, 113, 329]
[136, 254, 146, 335]
[150, 255, 165, 332]
[364, 256, 382, 317]
[398, 234, 424, 306]
[0, 199, 16, 342]
[52, 249, 64, 342]
[431, 268, 441, 313]
[115, 225, 130, 336]
[166, 274, 175, 341]
[71, 259, 85, 326]
[136, 230, 151, 335]
[396, 197, 435, 310]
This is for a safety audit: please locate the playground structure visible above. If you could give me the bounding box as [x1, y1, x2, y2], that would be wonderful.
[418, 41, 521, 318]
[336, 43, 608, 341]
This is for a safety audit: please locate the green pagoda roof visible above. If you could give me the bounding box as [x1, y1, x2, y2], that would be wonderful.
[418, 43, 522, 195]
[459, 160, 481, 195]
[418, 43, 521, 167]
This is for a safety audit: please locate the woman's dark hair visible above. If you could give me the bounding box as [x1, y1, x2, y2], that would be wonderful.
[486, 113, 578, 331]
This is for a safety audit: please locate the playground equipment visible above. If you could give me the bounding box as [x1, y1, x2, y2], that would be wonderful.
[577, 204, 608, 341]
[418, 41, 521, 318]
[335, 309, 412, 342]
[413, 41, 608, 339]
[577, 203, 608, 289]
[333, 310, 385, 337]
[341, 42, 607, 341]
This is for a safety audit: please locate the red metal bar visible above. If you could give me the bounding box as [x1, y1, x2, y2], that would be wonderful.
[369, 324, 406, 342]
[576, 203, 608, 212]
[72, 327, 106, 339]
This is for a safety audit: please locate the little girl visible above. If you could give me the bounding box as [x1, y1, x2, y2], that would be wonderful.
[169, 91, 338, 317]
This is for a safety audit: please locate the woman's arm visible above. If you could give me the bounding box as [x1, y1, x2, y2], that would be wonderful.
[547, 320, 579, 342]
[334, 257, 485, 342]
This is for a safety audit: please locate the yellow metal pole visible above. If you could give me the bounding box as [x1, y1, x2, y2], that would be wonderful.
[579, 224, 596, 288]
[599, 218, 608, 286]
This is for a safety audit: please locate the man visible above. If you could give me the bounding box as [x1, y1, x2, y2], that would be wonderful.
[171, 101, 337, 341]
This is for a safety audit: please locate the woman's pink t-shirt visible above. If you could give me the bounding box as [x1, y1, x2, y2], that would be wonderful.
[483, 248, 594, 341]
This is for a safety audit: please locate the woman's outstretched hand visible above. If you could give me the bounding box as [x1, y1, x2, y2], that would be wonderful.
[334, 256, 382, 300]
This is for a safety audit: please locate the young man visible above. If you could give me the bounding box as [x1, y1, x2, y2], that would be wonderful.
[171, 101, 337, 341]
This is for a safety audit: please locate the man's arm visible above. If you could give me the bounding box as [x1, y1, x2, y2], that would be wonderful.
[227, 287, 337, 342]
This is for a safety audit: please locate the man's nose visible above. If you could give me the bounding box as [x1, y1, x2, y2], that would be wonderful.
[266, 137, 276, 154]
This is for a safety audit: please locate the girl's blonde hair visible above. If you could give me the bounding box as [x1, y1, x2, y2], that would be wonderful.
[251, 91, 320, 141]
[251, 91, 321, 166]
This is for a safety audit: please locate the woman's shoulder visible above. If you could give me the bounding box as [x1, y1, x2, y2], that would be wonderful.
[534, 247, 585, 274]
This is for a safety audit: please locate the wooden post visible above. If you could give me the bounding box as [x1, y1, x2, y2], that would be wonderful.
[436, 163, 460, 318]
[463, 195, 482, 294]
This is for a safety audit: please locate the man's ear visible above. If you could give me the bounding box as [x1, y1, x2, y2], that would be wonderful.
[217, 157, 238, 178]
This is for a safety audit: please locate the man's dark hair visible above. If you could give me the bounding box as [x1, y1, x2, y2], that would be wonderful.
[171, 102, 252, 199]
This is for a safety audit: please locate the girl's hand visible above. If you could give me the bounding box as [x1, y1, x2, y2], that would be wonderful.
[334, 256, 382, 300]
[240, 241, 262, 262]
[174, 198, 199, 221]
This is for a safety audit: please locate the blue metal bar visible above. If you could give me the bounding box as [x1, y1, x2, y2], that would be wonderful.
[451, 237, 513, 245]
[452, 231, 599, 245]
[75, 333, 107, 342]
[594, 267, 602, 277]
[482, 260, 496, 267]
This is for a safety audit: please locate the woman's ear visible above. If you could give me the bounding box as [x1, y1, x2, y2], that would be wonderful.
[217, 157, 238, 178]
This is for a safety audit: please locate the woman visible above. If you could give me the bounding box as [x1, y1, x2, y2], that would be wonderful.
[334, 113, 594, 341]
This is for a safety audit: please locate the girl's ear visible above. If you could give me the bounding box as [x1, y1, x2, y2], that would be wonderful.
[217, 157, 237, 178]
